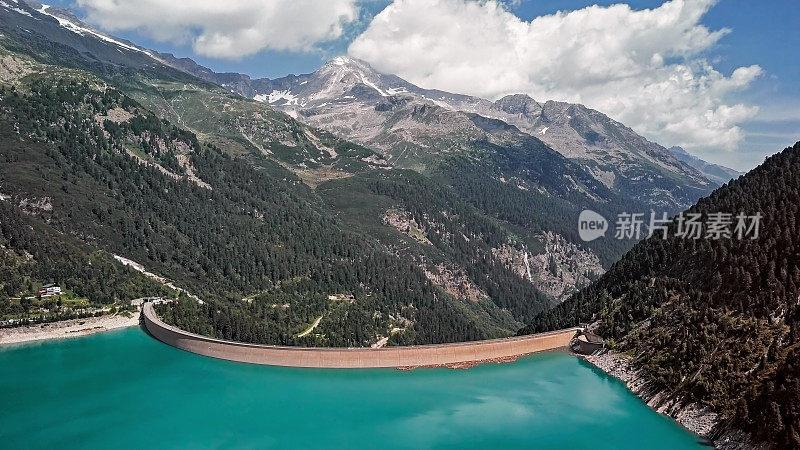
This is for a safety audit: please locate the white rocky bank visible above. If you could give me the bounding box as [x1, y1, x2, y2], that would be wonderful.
[585, 351, 767, 450]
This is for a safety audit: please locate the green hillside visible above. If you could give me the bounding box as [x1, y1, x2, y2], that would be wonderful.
[0, 200, 173, 324]
[0, 54, 561, 345]
[523, 142, 800, 448]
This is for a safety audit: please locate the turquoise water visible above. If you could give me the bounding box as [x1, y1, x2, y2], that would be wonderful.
[0, 328, 707, 449]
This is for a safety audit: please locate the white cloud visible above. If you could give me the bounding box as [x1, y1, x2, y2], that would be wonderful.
[76, 0, 360, 58]
[348, 0, 762, 151]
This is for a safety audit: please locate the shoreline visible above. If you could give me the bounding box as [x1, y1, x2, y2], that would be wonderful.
[0, 312, 140, 346]
[583, 350, 762, 450]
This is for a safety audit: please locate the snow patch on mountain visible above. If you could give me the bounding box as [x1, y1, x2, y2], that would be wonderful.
[36, 4, 145, 54]
[1, 0, 34, 18]
[256, 90, 299, 106]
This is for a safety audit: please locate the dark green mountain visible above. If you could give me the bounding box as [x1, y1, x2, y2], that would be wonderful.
[523, 142, 800, 448]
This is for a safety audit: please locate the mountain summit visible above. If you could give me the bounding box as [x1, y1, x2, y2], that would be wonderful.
[232, 56, 715, 210]
[264, 56, 401, 106]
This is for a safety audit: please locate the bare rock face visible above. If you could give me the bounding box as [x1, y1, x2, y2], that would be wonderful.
[0, 53, 36, 83]
[422, 264, 487, 303]
[384, 206, 601, 303]
[18, 196, 53, 214]
[93, 107, 133, 125]
[492, 233, 604, 302]
[383, 209, 431, 245]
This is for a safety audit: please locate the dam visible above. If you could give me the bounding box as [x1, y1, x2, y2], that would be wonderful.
[142, 303, 579, 368]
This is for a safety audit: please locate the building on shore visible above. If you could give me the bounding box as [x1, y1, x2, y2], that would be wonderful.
[571, 330, 605, 355]
[39, 284, 62, 298]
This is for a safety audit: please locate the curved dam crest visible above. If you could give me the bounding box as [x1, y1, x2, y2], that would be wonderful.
[142, 303, 579, 368]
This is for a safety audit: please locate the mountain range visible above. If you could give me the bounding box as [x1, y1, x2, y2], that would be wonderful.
[669, 145, 744, 184]
[0, 1, 737, 342]
[195, 55, 727, 211]
[1, 3, 797, 447]
[2, 1, 739, 209]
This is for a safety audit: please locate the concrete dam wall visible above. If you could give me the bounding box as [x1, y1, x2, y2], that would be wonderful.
[142, 303, 578, 368]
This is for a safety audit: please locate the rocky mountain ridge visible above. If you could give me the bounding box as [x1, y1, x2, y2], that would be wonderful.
[2, 2, 716, 212]
[669, 146, 743, 184]
[231, 56, 715, 210]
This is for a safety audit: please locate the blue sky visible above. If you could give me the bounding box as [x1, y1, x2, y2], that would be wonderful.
[48, 0, 799, 170]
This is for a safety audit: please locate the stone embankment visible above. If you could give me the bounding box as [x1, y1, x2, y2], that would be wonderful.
[585, 351, 764, 450]
[142, 303, 578, 369]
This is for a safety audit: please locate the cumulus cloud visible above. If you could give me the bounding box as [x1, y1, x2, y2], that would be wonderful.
[76, 0, 360, 58]
[348, 0, 762, 151]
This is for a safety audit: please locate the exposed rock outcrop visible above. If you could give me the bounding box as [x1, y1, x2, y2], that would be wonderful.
[383, 209, 432, 245]
[585, 351, 764, 450]
[423, 263, 487, 303]
[493, 232, 604, 301]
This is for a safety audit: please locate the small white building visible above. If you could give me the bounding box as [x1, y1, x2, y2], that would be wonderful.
[39, 284, 62, 297]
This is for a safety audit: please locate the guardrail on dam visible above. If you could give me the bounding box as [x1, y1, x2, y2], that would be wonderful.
[142, 303, 579, 368]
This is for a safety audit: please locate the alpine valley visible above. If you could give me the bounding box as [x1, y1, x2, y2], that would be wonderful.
[0, 1, 737, 345]
[2, 1, 796, 449]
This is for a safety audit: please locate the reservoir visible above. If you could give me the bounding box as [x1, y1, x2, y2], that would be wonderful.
[0, 327, 706, 449]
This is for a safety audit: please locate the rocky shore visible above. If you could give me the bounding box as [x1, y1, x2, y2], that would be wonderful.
[0, 312, 140, 346]
[584, 351, 764, 450]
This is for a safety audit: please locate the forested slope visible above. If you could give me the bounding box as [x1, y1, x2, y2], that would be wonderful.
[522, 142, 800, 448]
[0, 8, 676, 315]
[0, 200, 173, 320]
[433, 139, 640, 266]
[0, 60, 559, 346]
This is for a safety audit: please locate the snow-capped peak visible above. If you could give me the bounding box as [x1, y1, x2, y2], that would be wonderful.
[324, 55, 371, 70]
[318, 56, 379, 81]
[330, 56, 353, 66]
[313, 56, 391, 98]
